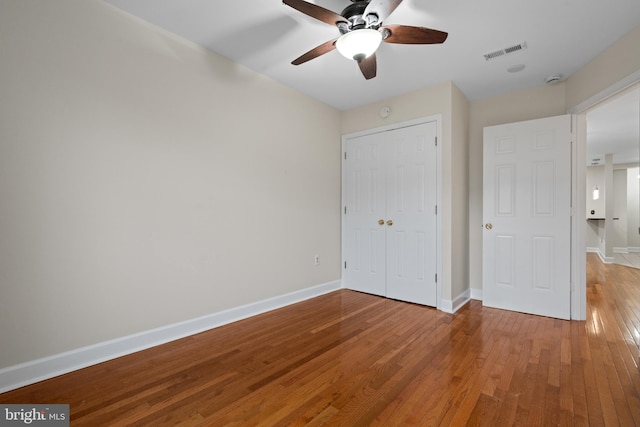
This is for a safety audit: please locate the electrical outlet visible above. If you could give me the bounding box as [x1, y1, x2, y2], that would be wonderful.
[314, 255, 320, 266]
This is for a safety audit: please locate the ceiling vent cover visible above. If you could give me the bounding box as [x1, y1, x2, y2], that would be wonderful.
[484, 41, 528, 61]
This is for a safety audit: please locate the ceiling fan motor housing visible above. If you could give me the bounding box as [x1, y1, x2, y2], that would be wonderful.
[340, 1, 376, 32]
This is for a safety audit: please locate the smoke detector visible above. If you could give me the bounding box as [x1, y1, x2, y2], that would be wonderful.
[545, 74, 565, 85]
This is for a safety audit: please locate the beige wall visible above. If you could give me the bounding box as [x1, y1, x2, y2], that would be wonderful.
[2, 0, 638, 372]
[467, 84, 567, 290]
[342, 81, 470, 302]
[341, 82, 452, 134]
[450, 84, 470, 299]
[0, 0, 341, 368]
[468, 24, 640, 292]
[565, 25, 640, 109]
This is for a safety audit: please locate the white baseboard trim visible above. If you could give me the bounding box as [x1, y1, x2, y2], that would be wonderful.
[595, 250, 615, 264]
[0, 280, 342, 394]
[470, 288, 483, 301]
[613, 246, 640, 254]
[440, 289, 471, 314]
[586, 247, 599, 253]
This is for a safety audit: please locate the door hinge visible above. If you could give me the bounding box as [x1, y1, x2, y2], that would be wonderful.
[435, 205, 438, 215]
[435, 136, 438, 146]
[344, 152, 347, 160]
[344, 206, 347, 215]
[344, 261, 347, 269]
[435, 273, 437, 283]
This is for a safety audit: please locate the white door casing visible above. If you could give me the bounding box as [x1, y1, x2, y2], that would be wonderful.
[483, 115, 572, 319]
[343, 120, 438, 306]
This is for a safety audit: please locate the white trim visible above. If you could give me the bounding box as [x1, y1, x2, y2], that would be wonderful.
[440, 299, 454, 313]
[452, 289, 471, 312]
[341, 116, 441, 140]
[470, 288, 483, 301]
[0, 280, 341, 394]
[571, 113, 587, 320]
[596, 250, 615, 264]
[630, 247, 640, 253]
[441, 289, 471, 314]
[614, 247, 630, 254]
[587, 247, 617, 263]
[568, 70, 640, 114]
[569, 74, 640, 321]
[341, 115, 443, 311]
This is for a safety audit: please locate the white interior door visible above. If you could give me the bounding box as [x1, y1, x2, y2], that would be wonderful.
[483, 115, 571, 319]
[343, 131, 387, 297]
[385, 124, 438, 306]
[343, 121, 438, 306]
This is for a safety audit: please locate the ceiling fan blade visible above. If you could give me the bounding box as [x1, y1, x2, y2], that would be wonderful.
[357, 54, 377, 80]
[381, 25, 448, 44]
[292, 38, 339, 65]
[283, 0, 347, 26]
[363, 0, 403, 23]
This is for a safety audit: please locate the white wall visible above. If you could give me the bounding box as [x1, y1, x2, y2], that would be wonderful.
[628, 167, 640, 250]
[0, 0, 341, 369]
[586, 166, 606, 218]
[613, 169, 628, 250]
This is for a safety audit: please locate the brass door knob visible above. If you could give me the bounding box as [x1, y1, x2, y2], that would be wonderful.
[387, 220, 393, 226]
[485, 223, 493, 230]
[378, 219, 385, 225]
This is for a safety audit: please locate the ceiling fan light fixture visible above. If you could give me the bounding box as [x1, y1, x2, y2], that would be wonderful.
[335, 29, 382, 61]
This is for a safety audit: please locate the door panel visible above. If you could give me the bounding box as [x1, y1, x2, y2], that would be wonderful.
[344, 133, 386, 297]
[385, 124, 437, 306]
[343, 121, 438, 306]
[483, 115, 571, 319]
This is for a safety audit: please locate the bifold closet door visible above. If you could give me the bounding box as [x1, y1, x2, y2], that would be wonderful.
[343, 131, 387, 297]
[385, 124, 438, 306]
[343, 121, 438, 306]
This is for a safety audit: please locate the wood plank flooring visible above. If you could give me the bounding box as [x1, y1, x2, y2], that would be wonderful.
[1, 253, 639, 426]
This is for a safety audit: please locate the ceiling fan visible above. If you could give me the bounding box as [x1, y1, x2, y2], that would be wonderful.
[283, 0, 448, 80]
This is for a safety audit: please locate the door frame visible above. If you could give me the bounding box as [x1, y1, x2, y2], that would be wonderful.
[569, 70, 640, 320]
[341, 115, 443, 310]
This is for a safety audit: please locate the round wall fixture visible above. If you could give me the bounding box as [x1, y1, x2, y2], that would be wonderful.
[379, 106, 391, 118]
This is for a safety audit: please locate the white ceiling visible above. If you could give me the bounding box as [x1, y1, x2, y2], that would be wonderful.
[102, 0, 640, 111]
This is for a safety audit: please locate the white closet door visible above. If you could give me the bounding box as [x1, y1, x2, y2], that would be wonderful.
[385, 123, 438, 306]
[343, 132, 387, 297]
[343, 121, 438, 306]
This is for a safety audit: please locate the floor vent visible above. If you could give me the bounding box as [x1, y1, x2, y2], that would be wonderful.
[484, 41, 527, 61]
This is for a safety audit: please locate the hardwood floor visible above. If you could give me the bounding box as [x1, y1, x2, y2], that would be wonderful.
[2, 253, 639, 426]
